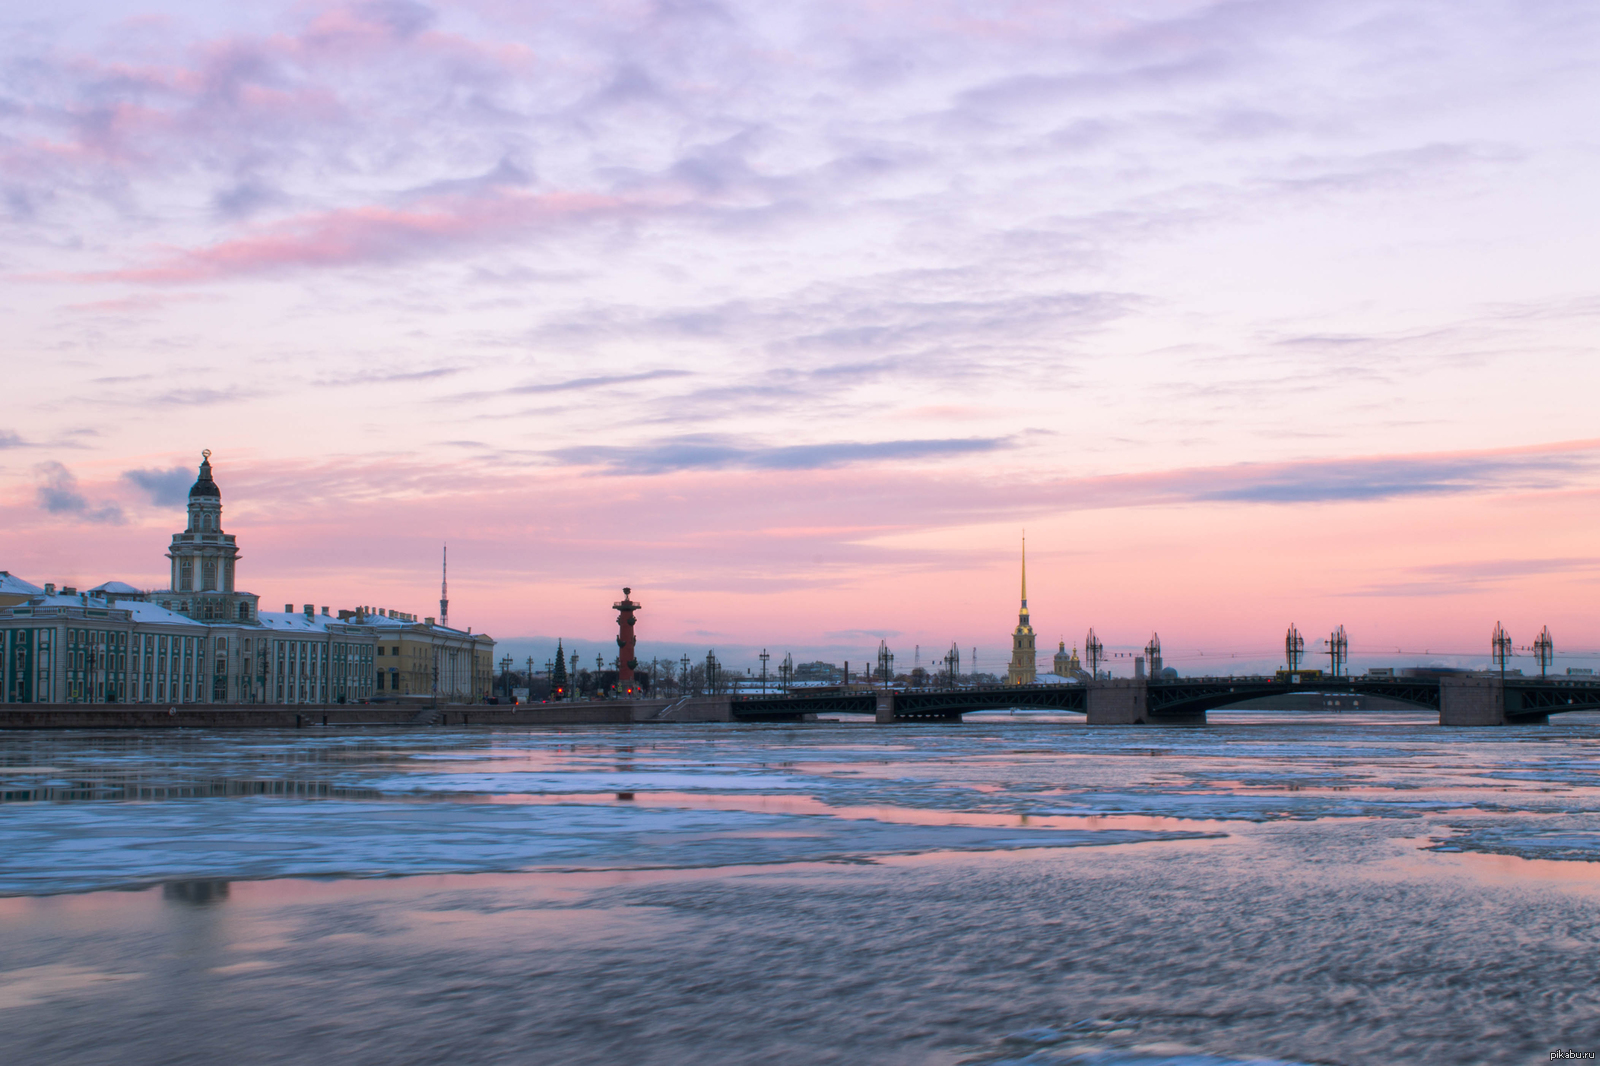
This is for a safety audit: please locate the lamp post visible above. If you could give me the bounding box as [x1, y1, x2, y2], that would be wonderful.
[1492, 622, 1512, 681]
[499, 655, 512, 700]
[1285, 624, 1305, 672]
[1534, 626, 1554, 677]
[1085, 629, 1103, 679]
[759, 649, 770, 694]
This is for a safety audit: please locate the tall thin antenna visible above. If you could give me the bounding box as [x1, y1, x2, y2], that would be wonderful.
[440, 544, 449, 628]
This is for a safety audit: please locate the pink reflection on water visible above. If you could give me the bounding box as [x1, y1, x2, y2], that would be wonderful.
[480, 789, 1236, 833]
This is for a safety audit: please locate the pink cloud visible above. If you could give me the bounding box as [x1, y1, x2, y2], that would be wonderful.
[9, 436, 1600, 659]
[69, 188, 625, 283]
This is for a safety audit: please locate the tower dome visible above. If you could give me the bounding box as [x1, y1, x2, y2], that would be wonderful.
[189, 449, 221, 498]
[158, 449, 257, 623]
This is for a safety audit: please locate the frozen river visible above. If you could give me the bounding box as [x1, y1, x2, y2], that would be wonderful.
[3, 713, 1598, 1065]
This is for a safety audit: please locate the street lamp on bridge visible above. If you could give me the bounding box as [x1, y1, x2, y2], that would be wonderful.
[1285, 625, 1305, 672]
[1492, 622, 1513, 680]
[1325, 626, 1348, 677]
[1534, 626, 1554, 677]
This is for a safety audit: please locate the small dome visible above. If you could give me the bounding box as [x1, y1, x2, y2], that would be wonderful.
[189, 450, 220, 498]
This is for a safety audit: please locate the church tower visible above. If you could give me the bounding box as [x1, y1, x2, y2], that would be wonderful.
[1006, 534, 1036, 685]
[156, 451, 259, 623]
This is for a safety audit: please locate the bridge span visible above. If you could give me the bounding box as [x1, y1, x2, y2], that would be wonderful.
[730, 674, 1600, 726]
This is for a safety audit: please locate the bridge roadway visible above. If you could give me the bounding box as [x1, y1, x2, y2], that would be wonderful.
[730, 674, 1600, 726]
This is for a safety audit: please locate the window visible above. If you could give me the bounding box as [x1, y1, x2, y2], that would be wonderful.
[238, 603, 250, 621]
[202, 559, 217, 589]
[179, 561, 193, 590]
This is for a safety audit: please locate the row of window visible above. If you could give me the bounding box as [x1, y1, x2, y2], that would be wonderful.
[3, 627, 486, 703]
[174, 555, 235, 593]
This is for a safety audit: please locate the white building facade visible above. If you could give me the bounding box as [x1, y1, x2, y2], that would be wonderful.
[0, 454, 493, 706]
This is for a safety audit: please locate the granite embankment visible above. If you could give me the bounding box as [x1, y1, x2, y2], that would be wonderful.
[0, 697, 734, 729]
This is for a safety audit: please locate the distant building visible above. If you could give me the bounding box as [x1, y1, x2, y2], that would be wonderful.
[1052, 641, 1083, 678]
[0, 452, 493, 705]
[1006, 535, 1036, 685]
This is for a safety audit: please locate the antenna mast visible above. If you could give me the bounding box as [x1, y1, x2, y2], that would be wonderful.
[440, 545, 449, 628]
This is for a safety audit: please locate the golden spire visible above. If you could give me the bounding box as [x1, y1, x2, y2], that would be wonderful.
[1019, 531, 1028, 617]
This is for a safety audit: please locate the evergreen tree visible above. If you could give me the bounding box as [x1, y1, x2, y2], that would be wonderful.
[551, 639, 568, 694]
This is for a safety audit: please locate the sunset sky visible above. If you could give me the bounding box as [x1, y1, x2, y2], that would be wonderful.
[4, 0, 1598, 674]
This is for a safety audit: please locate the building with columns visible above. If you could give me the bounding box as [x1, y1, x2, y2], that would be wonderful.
[152, 450, 258, 622]
[0, 453, 494, 706]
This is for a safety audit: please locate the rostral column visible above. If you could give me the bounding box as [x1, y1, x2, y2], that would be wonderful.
[613, 588, 642, 693]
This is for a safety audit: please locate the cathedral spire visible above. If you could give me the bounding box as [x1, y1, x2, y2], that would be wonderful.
[1019, 532, 1028, 620]
[1007, 530, 1036, 685]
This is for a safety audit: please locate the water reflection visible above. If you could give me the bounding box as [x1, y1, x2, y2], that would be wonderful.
[1, 721, 1599, 1066]
[162, 880, 230, 906]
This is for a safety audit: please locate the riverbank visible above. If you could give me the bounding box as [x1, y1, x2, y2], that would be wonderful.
[0, 696, 734, 729]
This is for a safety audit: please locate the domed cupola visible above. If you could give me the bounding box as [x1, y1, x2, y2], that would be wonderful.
[189, 450, 221, 499]
[159, 449, 256, 623]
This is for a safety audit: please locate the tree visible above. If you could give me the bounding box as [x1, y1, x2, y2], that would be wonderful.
[551, 640, 569, 696]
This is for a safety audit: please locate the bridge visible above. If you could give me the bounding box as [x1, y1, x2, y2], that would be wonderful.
[730, 674, 1600, 726]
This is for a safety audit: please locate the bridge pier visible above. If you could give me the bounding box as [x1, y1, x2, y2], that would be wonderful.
[1438, 676, 1541, 726]
[1086, 680, 1152, 725]
[876, 691, 895, 724]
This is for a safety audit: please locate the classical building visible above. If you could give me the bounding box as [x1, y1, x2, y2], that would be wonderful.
[152, 450, 258, 623]
[1006, 535, 1037, 685]
[1052, 641, 1084, 678]
[0, 452, 494, 706]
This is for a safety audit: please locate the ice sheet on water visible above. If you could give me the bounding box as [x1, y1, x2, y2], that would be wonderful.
[1041, 791, 1449, 822]
[0, 798, 1219, 895]
[359, 770, 805, 793]
[1428, 821, 1600, 862]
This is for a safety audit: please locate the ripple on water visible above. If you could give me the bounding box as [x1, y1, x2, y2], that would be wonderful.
[962, 1021, 1317, 1066]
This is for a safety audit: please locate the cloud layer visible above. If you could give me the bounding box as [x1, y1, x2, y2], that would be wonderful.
[3, 0, 1599, 657]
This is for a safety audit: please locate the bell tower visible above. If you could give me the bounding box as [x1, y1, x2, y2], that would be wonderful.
[158, 451, 258, 623]
[1006, 533, 1037, 685]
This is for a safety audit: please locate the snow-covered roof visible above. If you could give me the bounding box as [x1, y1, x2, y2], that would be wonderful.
[257, 611, 348, 633]
[118, 600, 205, 624]
[1, 591, 197, 626]
[89, 580, 143, 594]
[0, 572, 44, 596]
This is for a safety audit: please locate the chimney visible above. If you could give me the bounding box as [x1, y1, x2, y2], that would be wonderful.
[285, 604, 293, 613]
[321, 606, 329, 616]
[303, 604, 313, 619]
[44, 583, 55, 595]
[338, 610, 353, 621]
[63, 587, 76, 596]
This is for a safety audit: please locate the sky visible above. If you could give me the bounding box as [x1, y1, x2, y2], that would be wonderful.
[3, 0, 1599, 675]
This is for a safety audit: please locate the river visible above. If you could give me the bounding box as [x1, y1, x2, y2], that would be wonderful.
[3, 712, 1597, 1064]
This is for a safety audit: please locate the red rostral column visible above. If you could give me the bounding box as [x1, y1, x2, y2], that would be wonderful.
[613, 588, 642, 693]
